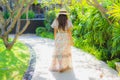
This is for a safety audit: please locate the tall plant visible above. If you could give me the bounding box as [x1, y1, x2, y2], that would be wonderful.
[107, 2, 120, 58]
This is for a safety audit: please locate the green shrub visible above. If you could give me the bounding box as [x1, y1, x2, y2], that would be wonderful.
[36, 27, 47, 36]
[3, 11, 10, 19]
[35, 27, 54, 39]
[21, 10, 35, 19]
[40, 31, 54, 39]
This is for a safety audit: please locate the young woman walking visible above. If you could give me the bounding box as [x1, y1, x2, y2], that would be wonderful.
[50, 8, 73, 72]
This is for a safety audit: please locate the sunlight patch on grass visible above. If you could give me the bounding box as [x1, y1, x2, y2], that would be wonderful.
[0, 39, 30, 80]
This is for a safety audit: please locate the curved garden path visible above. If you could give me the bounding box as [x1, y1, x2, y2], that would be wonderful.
[11, 34, 120, 80]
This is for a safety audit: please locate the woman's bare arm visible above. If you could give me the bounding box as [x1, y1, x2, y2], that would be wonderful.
[68, 28, 73, 46]
[54, 28, 57, 39]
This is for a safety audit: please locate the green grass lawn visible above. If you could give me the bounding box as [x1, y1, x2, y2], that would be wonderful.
[0, 39, 30, 80]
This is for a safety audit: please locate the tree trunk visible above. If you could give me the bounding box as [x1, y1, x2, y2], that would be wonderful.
[0, 0, 34, 50]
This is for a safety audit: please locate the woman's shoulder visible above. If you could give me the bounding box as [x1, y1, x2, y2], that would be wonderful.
[53, 18, 59, 23]
[51, 18, 58, 28]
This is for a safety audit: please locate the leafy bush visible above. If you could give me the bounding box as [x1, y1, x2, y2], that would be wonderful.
[36, 27, 54, 39]
[40, 31, 54, 39]
[36, 27, 47, 36]
[3, 11, 10, 19]
[21, 10, 35, 19]
[3, 10, 35, 19]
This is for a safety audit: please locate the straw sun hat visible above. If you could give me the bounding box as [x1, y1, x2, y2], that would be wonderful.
[58, 8, 68, 15]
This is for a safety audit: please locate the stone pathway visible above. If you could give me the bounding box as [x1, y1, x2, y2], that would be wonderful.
[11, 34, 120, 80]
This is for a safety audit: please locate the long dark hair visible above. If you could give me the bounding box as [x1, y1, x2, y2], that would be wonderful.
[57, 14, 68, 31]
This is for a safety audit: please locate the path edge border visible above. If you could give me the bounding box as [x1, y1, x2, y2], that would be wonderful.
[23, 43, 36, 80]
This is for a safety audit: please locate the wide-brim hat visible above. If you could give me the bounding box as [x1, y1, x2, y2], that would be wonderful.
[58, 8, 68, 15]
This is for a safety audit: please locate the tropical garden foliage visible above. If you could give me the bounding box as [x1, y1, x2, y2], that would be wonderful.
[69, 0, 120, 69]
[36, 0, 120, 69]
